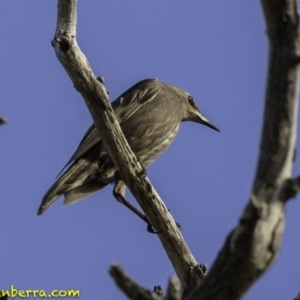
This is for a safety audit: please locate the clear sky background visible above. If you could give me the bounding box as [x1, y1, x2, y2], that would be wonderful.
[1, 1, 300, 299]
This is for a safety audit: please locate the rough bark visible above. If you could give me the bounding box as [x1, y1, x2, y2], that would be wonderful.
[188, 0, 300, 299]
[52, 0, 300, 299]
[109, 264, 160, 300]
[53, 0, 202, 296]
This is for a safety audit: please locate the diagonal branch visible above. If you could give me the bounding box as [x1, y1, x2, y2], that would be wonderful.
[188, 1, 300, 299]
[109, 264, 160, 300]
[53, 0, 202, 295]
[110, 264, 181, 300]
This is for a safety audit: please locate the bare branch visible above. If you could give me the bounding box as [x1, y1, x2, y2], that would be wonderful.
[165, 277, 181, 300]
[109, 264, 159, 300]
[293, 291, 300, 300]
[187, 1, 300, 299]
[54, 0, 201, 295]
[53, 1, 300, 299]
[153, 286, 165, 298]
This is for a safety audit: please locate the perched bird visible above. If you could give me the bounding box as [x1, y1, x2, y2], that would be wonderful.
[38, 78, 219, 220]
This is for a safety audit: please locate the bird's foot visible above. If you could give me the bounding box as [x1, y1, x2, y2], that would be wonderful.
[146, 222, 162, 234]
[175, 221, 181, 231]
[139, 165, 147, 179]
[146, 221, 180, 233]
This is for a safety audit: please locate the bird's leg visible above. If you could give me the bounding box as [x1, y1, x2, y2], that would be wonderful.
[113, 176, 159, 234]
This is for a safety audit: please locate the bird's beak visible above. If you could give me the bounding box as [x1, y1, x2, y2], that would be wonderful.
[195, 110, 220, 132]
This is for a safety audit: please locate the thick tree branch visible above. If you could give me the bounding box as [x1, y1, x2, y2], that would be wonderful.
[53, 0, 201, 295]
[187, 1, 300, 299]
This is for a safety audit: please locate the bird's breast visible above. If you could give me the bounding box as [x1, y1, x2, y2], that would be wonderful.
[137, 124, 180, 166]
[124, 122, 180, 167]
[120, 96, 182, 167]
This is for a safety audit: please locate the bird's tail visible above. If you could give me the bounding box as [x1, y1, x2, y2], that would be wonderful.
[37, 159, 102, 215]
[63, 179, 108, 206]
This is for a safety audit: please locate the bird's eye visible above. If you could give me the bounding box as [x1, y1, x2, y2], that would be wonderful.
[188, 95, 194, 105]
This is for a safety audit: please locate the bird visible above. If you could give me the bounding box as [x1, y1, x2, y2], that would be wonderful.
[38, 78, 219, 227]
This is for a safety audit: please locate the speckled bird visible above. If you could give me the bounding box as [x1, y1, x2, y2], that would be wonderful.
[38, 78, 219, 216]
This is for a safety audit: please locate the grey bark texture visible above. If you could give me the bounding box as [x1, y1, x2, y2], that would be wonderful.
[53, 0, 202, 297]
[52, 0, 300, 299]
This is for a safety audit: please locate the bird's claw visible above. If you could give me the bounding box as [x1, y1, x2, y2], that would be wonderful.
[146, 221, 180, 234]
[146, 223, 162, 234]
[175, 222, 181, 231]
[138, 165, 147, 179]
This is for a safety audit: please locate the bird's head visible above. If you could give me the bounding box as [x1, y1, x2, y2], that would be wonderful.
[173, 87, 220, 132]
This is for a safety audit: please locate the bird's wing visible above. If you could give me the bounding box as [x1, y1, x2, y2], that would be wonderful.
[112, 79, 161, 122]
[56, 124, 99, 177]
[57, 79, 161, 176]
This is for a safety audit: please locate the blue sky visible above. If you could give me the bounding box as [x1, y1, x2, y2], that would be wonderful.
[1, 1, 300, 299]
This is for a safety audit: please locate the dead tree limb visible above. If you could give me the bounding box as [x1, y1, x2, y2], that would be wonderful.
[187, 1, 300, 299]
[109, 264, 160, 300]
[52, 0, 300, 299]
[53, 0, 202, 296]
